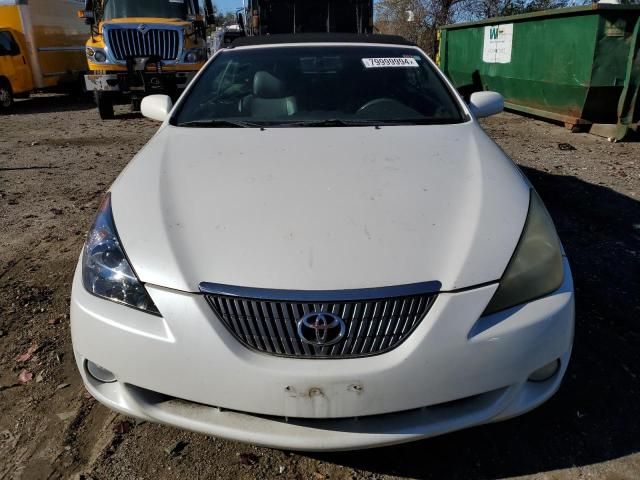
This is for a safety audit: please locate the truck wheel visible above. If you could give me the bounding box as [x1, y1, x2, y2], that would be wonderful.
[95, 92, 115, 120]
[0, 81, 13, 113]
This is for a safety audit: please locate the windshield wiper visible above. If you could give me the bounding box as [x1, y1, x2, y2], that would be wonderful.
[277, 119, 440, 127]
[279, 119, 384, 127]
[176, 119, 264, 128]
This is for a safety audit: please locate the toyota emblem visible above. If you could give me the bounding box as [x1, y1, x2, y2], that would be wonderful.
[297, 312, 346, 347]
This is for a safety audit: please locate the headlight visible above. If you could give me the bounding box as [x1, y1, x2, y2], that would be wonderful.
[94, 50, 107, 63]
[184, 48, 206, 63]
[86, 47, 107, 63]
[82, 194, 160, 315]
[482, 189, 564, 315]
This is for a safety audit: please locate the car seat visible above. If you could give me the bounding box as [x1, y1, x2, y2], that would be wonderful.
[241, 71, 297, 118]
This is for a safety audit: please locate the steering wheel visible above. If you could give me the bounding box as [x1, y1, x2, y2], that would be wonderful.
[356, 98, 421, 117]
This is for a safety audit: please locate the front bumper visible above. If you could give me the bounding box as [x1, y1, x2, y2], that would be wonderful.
[84, 71, 195, 94]
[71, 258, 574, 451]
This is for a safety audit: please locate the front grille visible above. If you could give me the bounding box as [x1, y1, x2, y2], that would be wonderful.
[205, 288, 437, 358]
[107, 28, 180, 61]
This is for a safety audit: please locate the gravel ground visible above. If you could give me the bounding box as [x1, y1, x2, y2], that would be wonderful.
[0, 94, 638, 480]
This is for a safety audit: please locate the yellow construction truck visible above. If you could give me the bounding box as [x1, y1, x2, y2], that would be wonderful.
[78, 0, 214, 119]
[0, 0, 87, 112]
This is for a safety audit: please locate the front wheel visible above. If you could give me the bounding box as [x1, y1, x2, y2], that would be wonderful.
[0, 81, 14, 113]
[95, 92, 114, 120]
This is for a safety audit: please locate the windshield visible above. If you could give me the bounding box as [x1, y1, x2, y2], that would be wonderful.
[172, 45, 466, 127]
[103, 0, 189, 21]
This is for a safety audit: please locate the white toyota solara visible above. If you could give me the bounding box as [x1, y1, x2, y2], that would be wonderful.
[71, 34, 574, 451]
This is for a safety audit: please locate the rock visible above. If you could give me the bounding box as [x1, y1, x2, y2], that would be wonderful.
[35, 372, 44, 383]
[72, 473, 95, 480]
[165, 440, 188, 457]
[17, 369, 33, 384]
[558, 143, 576, 151]
[48, 316, 61, 325]
[56, 411, 76, 421]
[16, 344, 38, 363]
[238, 452, 259, 465]
[112, 420, 133, 435]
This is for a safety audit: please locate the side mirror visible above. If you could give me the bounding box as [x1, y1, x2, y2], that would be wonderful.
[237, 11, 246, 31]
[78, 10, 95, 25]
[469, 91, 504, 118]
[141, 95, 173, 122]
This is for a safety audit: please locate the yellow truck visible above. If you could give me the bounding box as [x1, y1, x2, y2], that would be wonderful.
[0, 0, 87, 112]
[79, 0, 214, 119]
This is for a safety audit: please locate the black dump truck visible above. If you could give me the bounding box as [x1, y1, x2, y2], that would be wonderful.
[238, 0, 374, 36]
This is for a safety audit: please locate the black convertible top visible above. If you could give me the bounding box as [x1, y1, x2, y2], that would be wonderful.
[230, 33, 416, 48]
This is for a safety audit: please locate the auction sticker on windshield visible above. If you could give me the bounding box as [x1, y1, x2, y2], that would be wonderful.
[362, 58, 419, 68]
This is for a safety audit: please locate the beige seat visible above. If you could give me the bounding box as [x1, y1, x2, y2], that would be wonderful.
[241, 71, 297, 117]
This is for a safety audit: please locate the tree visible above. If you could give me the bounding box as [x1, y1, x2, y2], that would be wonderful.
[376, 0, 570, 57]
[215, 11, 238, 26]
[470, 0, 569, 18]
[376, 0, 470, 56]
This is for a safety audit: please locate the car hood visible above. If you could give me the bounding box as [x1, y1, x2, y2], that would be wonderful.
[110, 123, 530, 293]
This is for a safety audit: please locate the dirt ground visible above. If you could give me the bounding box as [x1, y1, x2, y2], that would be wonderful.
[0, 94, 639, 480]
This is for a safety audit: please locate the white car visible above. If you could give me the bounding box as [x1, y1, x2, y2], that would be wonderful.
[71, 34, 574, 451]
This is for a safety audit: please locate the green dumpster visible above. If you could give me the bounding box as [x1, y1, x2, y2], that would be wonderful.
[439, 4, 640, 140]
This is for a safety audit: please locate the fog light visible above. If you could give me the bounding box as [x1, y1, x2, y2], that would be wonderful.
[86, 360, 116, 383]
[528, 359, 560, 382]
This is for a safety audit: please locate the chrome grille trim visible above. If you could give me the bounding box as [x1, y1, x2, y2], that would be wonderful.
[200, 281, 441, 301]
[105, 25, 181, 62]
[201, 283, 439, 359]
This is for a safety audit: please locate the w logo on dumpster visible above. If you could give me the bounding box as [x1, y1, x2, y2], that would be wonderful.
[483, 23, 513, 64]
